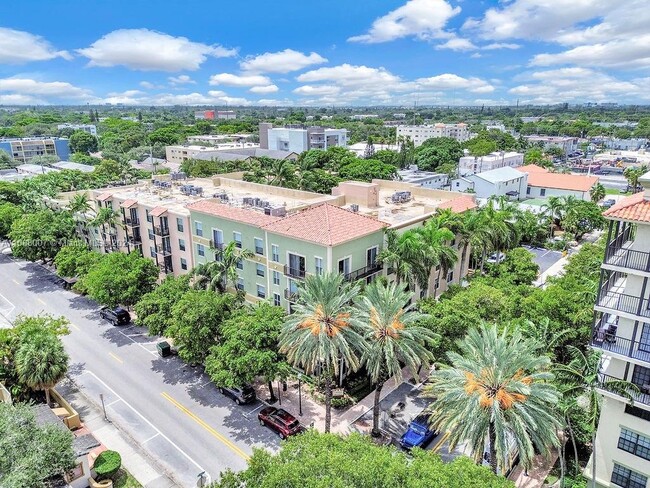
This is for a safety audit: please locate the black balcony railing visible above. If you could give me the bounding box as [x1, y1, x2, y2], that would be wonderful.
[597, 289, 650, 318]
[153, 225, 170, 236]
[284, 288, 299, 301]
[598, 373, 650, 406]
[155, 246, 172, 256]
[124, 216, 140, 226]
[128, 235, 142, 245]
[344, 262, 382, 282]
[605, 245, 650, 273]
[158, 263, 173, 274]
[209, 240, 224, 250]
[284, 265, 306, 279]
[592, 330, 650, 364]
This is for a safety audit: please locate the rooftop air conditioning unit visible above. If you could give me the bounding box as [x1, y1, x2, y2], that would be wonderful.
[350, 204, 359, 212]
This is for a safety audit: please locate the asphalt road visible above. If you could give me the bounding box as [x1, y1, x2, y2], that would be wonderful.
[0, 253, 280, 487]
[521, 245, 564, 275]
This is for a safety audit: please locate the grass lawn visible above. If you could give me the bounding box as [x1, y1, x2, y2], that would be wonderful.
[112, 469, 142, 488]
[605, 188, 631, 195]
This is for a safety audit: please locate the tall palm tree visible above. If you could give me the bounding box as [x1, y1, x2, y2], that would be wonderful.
[67, 193, 95, 243]
[356, 281, 436, 436]
[92, 207, 121, 251]
[191, 242, 253, 294]
[377, 229, 426, 289]
[15, 332, 69, 406]
[589, 183, 606, 203]
[417, 218, 457, 299]
[541, 196, 563, 238]
[423, 323, 561, 474]
[279, 272, 366, 433]
[556, 347, 639, 488]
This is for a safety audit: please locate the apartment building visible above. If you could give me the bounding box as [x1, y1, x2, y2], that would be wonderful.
[260, 124, 348, 152]
[458, 151, 524, 176]
[589, 174, 650, 488]
[57, 124, 97, 136]
[518, 164, 598, 200]
[452, 167, 528, 200]
[165, 145, 295, 165]
[397, 165, 448, 189]
[194, 110, 215, 120]
[396, 123, 470, 147]
[524, 135, 579, 155]
[0, 137, 70, 163]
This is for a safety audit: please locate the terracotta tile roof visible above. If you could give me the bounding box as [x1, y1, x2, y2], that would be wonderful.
[151, 206, 168, 217]
[186, 200, 280, 227]
[96, 192, 112, 202]
[437, 195, 478, 213]
[526, 172, 598, 192]
[518, 164, 549, 173]
[119, 199, 138, 208]
[262, 203, 387, 246]
[603, 192, 650, 222]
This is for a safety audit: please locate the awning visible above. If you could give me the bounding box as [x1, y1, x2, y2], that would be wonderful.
[151, 206, 168, 217]
[120, 199, 138, 208]
[96, 192, 113, 202]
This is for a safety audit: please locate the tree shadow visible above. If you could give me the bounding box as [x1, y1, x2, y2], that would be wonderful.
[149, 356, 205, 387]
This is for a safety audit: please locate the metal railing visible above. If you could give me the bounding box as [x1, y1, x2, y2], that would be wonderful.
[124, 216, 140, 226]
[153, 225, 170, 236]
[605, 245, 650, 273]
[209, 240, 224, 250]
[128, 235, 142, 245]
[344, 262, 382, 282]
[592, 330, 650, 364]
[597, 289, 650, 318]
[598, 373, 650, 406]
[155, 245, 172, 256]
[284, 265, 306, 279]
[284, 288, 299, 301]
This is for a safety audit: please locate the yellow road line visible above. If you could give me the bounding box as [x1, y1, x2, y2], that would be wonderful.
[108, 352, 123, 364]
[432, 431, 451, 453]
[36, 297, 47, 306]
[161, 392, 250, 460]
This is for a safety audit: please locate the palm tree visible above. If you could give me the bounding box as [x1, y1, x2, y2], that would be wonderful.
[377, 229, 426, 289]
[92, 207, 121, 251]
[67, 193, 95, 243]
[356, 281, 436, 436]
[191, 242, 253, 294]
[556, 347, 639, 488]
[279, 272, 366, 433]
[423, 323, 561, 474]
[623, 165, 648, 192]
[541, 196, 563, 238]
[417, 218, 457, 299]
[589, 183, 606, 203]
[15, 332, 69, 406]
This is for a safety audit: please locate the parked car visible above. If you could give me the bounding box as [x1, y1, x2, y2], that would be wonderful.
[218, 385, 256, 405]
[486, 252, 506, 264]
[258, 407, 305, 439]
[399, 414, 437, 450]
[601, 198, 616, 209]
[99, 306, 131, 326]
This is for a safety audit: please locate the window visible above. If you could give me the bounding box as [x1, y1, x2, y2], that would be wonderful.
[540, 188, 546, 196]
[197, 244, 205, 257]
[271, 244, 279, 262]
[631, 364, 650, 390]
[256, 263, 265, 277]
[367, 247, 378, 266]
[315, 257, 324, 275]
[257, 284, 266, 299]
[149, 246, 155, 258]
[626, 404, 650, 422]
[180, 258, 187, 270]
[526, 186, 531, 195]
[618, 429, 650, 461]
[195, 221, 203, 237]
[447, 271, 454, 282]
[255, 238, 264, 255]
[273, 293, 281, 306]
[435, 278, 440, 289]
[236, 278, 244, 291]
[338, 257, 351, 276]
[148, 229, 154, 240]
[179, 239, 186, 251]
[176, 217, 184, 232]
[236, 258, 243, 270]
[212, 229, 223, 248]
[273, 270, 281, 285]
[233, 232, 242, 248]
[146, 209, 152, 223]
[611, 464, 647, 488]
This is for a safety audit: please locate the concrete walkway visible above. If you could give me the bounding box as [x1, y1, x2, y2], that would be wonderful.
[58, 378, 178, 488]
[508, 446, 560, 488]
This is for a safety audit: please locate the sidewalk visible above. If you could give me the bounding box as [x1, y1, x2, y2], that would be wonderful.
[58, 378, 178, 488]
[508, 446, 560, 488]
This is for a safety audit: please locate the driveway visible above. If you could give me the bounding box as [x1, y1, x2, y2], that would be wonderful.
[521, 245, 564, 275]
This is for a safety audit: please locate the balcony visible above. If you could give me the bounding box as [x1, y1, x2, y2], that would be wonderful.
[124, 216, 140, 227]
[127, 235, 142, 245]
[101, 226, 117, 236]
[596, 289, 650, 319]
[592, 328, 650, 365]
[155, 245, 172, 257]
[605, 245, 650, 273]
[158, 263, 173, 274]
[598, 373, 650, 407]
[153, 226, 170, 237]
[284, 288, 299, 301]
[209, 240, 224, 251]
[284, 265, 306, 280]
[344, 262, 382, 282]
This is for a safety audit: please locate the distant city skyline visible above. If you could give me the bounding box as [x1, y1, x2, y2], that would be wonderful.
[1, 0, 648, 107]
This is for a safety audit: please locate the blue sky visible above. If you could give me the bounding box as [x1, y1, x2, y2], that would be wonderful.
[1, 0, 649, 106]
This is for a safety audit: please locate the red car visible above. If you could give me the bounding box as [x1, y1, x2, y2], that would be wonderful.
[258, 406, 305, 439]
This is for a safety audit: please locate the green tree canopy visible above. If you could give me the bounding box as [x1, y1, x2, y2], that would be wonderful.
[134, 275, 191, 335]
[338, 158, 398, 182]
[0, 203, 23, 239]
[69, 130, 99, 154]
[488, 248, 540, 285]
[414, 137, 463, 171]
[53, 242, 96, 278]
[9, 210, 75, 262]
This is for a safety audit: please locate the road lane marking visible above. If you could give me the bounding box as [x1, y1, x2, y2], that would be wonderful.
[69, 323, 80, 331]
[105, 399, 122, 408]
[108, 352, 123, 364]
[11, 279, 20, 285]
[36, 297, 47, 306]
[118, 329, 157, 356]
[142, 433, 160, 444]
[432, 431, 451, 453]
[161, 391, 250, 461]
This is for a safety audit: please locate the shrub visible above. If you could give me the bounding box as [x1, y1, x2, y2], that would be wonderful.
[94, 450, 121, 479]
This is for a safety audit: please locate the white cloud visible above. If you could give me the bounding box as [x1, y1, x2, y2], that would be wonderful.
[168, 75, 195, 85]
[249, 85, 279, 94]
[470, 53, 482, 59]
[483, 43, 520, 50]
[435, 37, 477, 51]
[96, 89, 248, 106]
[297, 64, 401, 87]
[0, 78, 91, 99]
[415, 74, 494, 93]
[77, 29, 236, 71]
[209, 73, 271, 87]
[0, 28, 71, 64]
[293, 85, 341, 96]
[257, 99, 293, 106]
[139, 81, 156, 89]
[348, 0, 461, 43]
[240, 49, 327, 73]
[0, 94, 47, 105]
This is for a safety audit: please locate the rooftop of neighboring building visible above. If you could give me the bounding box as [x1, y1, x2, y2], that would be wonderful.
[602, 191, 649, 222]
[518, 164, 549, 173]
[0, 136, 67, 142]
[187, 199, 281, 227]
[460, 151, 523, 162]
[524, 171, 598, 191]
[51, 161, 95, 173]
[472, 166, 526, 184]
[16, 163, 58, 174]
[524, 135, 576, 142]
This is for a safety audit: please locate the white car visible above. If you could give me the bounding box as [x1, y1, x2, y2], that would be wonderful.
[486, 252, 506, 264]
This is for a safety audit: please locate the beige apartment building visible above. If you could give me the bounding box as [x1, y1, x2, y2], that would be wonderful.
[396, 123, 471, 146]
[589, 173, 650, 488]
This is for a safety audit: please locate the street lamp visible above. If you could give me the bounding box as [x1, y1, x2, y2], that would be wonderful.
[99, 394, 109, 422]
[298, 377, 303, 416]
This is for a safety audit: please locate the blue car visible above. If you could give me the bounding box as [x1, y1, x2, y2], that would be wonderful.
[399, 414, 436, 450]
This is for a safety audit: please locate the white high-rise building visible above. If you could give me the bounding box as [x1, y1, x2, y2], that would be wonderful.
[458, 151, 524, 176]
[396, 123, 470, 146]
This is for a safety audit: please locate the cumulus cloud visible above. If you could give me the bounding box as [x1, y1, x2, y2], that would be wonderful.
[168, 75, 196, 85]
[483, 43, 520, 50]
[77, 29, 236, 71]
[435, 37, 477, 51]
[348, 0, 461, 43]
[249, 85, 279, 94]
[209, 73, 271, 86]
[0, 94, 48, 105]
[240, 49, 327, 73]
[415, 74, 494, 93]
[297, 64, 401, 87]
[0, 78, 91, 99]
[293, 85, 342, 96]
[0, 28, 71, 64]
[97, 89, 249, 106]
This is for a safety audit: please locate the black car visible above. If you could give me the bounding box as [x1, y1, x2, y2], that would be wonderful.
[218, 385, 256, 405]
[99, 306, 131, 326]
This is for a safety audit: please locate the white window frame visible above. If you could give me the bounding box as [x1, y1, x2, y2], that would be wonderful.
[338, 255, 352, 276]
[271, 244, 280, 262]
[256, 283, 266, 299]
[194, 220, 203, 237]
[233, 231, 242, 248]
[366, 246, 379, 265]
[197, 243, 205, 257]
[314, 256, 324, 275]
[272, 270, 281, 285]
[254, 237, 264, 255]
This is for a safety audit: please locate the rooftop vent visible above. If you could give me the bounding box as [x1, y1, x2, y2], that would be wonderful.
[391, 191, 412, 204]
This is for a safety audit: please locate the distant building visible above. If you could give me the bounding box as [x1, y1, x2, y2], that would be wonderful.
[598, 138, 648, 151]
[350, 114, 379, 120]
[348, 142, 398, 158]
[397, 165, 448, 189]
[393, 113, 407, 119]
[187, 134, 254, 145]
[57, 124, 97, 136]
[520, 117, 543, 123]
[51, 161, 95, 173]
[16, 163, 59, 175]
[165, 145, 297, 165]
[194, 110, 215, 120]
[396, 123, 470, 147]
[451, 167, 528, 200]
[525, 135, 579, 154]
[0, 137, 70, 163]
[517, 164, 598, 200]
[458, 151, 524, 176]
[261, 124, 348, 153]
[217, 110, 236, 120]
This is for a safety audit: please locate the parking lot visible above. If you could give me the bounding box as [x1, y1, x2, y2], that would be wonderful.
[521, 245, 564, 275]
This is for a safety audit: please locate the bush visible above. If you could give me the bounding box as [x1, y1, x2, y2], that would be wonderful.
[331, 396, 352, 409]
[94, 450, 121, 480]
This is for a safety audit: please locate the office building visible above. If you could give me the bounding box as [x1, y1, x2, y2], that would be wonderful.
[396, 123, 470, 147]
[0, 137, 70, 163]
[165, 145, 297, 165]
[260, 124, 348, 152]
[458, 151, 524, 176]
[217, 110, 236, 120]
[588, 173, 650, 487]
[57, 124, 97, 136]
